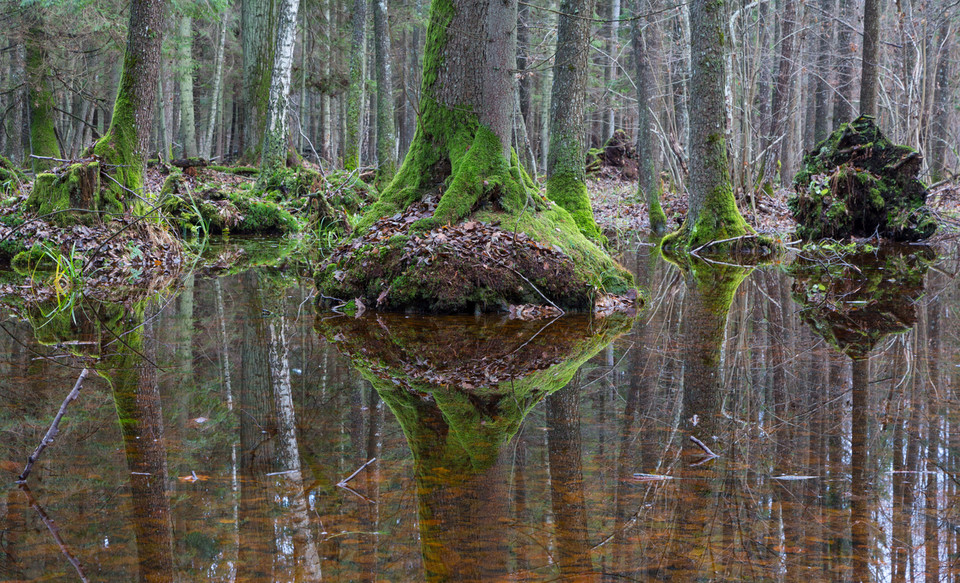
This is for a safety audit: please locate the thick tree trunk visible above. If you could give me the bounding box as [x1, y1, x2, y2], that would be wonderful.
[242, 0, 276, 159]
[860, 0, 881, 117]
[634, 0, 666, 234]
[86, 0, 164, 208]
[664, 0, 752, 251]
[344, 0, 367, 169]
[545, 0, 602, 240]
[177, 16, 198, 157]
[25, 22, 61, 172]
[373, 0, 397, 181]
[260, 0, 301, 172]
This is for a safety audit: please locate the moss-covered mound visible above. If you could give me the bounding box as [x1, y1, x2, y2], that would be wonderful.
[25, 159, 124, 226]
[0, 155, 27, 194]
[790, 116, 937, 241]
[787, 242, 935, 358]
[317, 312, 632, 473]
[317, 192, 634, 313]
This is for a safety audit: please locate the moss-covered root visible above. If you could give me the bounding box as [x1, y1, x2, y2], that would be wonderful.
[662, 183, 765, 253]
[25, 161, 117, 226]
[0, 155, 27, 193]
[645, 185, 668, 235]
[545, 173, 603, 241]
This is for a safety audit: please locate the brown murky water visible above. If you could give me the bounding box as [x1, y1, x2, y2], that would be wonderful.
[1, 238, 959, 582]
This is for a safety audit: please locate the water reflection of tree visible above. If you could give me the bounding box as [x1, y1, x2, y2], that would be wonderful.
[318, 313, 632, 581]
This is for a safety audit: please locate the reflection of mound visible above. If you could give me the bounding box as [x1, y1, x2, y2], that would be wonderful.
[789, 245, 935, 358]
[320, 313, 631, 393]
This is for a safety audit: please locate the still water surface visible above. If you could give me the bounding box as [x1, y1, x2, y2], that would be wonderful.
[1, 238, 958, 582]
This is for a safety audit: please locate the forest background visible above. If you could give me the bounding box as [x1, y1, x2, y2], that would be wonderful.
[0, 0, 955, 203]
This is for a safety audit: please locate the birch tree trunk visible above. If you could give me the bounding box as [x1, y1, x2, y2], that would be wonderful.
[373, 0, 397, 181]
[202, 19, 228, 159]
[546, 0, 602, 240]
[261, 0, 301, 172]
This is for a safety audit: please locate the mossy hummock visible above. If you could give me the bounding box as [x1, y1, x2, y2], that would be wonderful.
[320, 0, 632, 313]
[790, 116, 937, 241]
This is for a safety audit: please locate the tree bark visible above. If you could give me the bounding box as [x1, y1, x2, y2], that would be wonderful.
[766, 0, 798, 183]
[664, 0, 752, 250]
[90, 0, 165, 203]
[260, 0, 301, 172]
[546, 0, 603, 240]
[373, 0, 397, 181]
[242, 0, 276, 159]
[344, 0, 367, 169]
[859, 0, 881, 117]
[25, 20, 61, 172]
[633, 0, 666, 234]
[202, 19, 228, 159]
[929, 18, 951, 182]
[813, 0, 834, 142]
[177, 15, 198, 157]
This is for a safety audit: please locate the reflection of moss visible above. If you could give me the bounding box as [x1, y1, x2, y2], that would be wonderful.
[661, 249, 754, 316]
[787, 243, 935, 358]
[318, 313, 632, 476]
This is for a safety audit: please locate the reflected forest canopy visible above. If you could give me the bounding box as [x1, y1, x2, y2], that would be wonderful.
[1, 0, 960, 578]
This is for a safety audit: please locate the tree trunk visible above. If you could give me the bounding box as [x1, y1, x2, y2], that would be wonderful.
[242, 0, 276, 159]
[202, 19, 228, 159]
[766, 0, 798, 183]
[545, 0, 602, 240]
[260, 0, 301, 172]
[833, 0, 856, 125]
[813, 0, 834, 142]
[84, 0, 164, 207]
[373, 0, 397, 181]
[177, 16, 198, 157]
[634, 0, 666, 234]
[664, 0, 752, 251]
[859, 0, 881, 117]
[929, 18, 951, 182]
[25, 21, 61, 172]
[320, 0, 332, 160]
[344, 0, 367, 169]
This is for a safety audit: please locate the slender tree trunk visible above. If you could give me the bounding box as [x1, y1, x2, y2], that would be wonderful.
[833, 0, 856, 125]
[859, 0, 881, 117]
[159, 48, 175, 161]
[634, 0, 666, 234]
[766, 0, 797, 183]
[177, 16, 198, 157]
[344, 0, 367, 169]
[260, 0, 301, 172]
[203, 19, 228, 159]
[929, 19, 952, 182]
[320, 0, 332, 160]
[813, 0, 834, 142]
[603, 0, 621, 141]
[373, 0, 397, 181]
[546, 0, 603, 240]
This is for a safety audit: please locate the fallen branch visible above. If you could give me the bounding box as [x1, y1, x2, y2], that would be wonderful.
[18, 368, 89, 482]
[20, 485, 90, 582]
[337, 457, 377, 487]
[689, 435, 719, 459]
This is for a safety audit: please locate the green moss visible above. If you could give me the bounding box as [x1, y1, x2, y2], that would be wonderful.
[25, 162, 107, 225]
[208, 165, 260, 176]
[26, 32, 61, 173]
[662, 180, 755, 252]
[545, 173, 603, 241]
[11, 243, 57, 274]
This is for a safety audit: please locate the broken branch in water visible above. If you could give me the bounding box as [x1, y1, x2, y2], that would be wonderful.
[337, 457, 377, 487]
[20, 485, 90, 582]
[17, 368, 89, 483]
[689, 435, 719, 459]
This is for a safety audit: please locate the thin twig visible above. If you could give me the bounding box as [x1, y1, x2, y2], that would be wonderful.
[689, 435, 719, 459]
[29, 154, 73, 163]
[337, 457, 377, 487]
[18, 368, 89, 482]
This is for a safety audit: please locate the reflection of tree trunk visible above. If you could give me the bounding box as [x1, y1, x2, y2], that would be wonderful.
[108, 304, 175, 583]
[358, 386, 383, 582]
[924, 299, 941, 583]
[268, 297, 322, 580]
[546, 378, 596, 580]
[850, 357, 872, 583]
[238, 271, 277, 581]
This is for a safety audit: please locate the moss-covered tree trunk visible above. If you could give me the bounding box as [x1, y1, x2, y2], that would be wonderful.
[25, 22, 61, 173]
[343, 0, 367, 170]
[545, 0, 602, 241]
[662, 0, 752, 251]
[373, 0, 397, 182]
[632, 0, 666, 234]
[88, 0, 165, 211]
[241, 0, 276, 160]
[260, 0, 301, 172]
